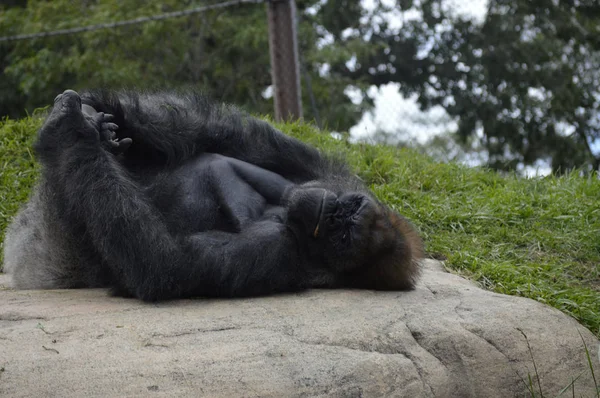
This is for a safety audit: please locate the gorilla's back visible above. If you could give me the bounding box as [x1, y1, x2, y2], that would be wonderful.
[4, 182, 105, 290]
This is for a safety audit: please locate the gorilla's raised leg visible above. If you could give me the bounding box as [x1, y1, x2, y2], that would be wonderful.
[41, 90, 317, 300]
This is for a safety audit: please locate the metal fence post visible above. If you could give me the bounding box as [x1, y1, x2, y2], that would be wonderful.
[266, 0, 303, 121]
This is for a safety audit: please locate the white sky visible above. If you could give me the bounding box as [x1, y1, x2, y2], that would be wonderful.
[350, 0, 488, 144]
[348, 84, 457, 145]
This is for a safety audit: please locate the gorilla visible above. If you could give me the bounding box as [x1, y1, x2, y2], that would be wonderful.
[3, 89, 423, 301]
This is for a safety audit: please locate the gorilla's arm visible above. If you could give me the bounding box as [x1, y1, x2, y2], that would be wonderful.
[198, 154, 294, 205]
[45, 91, 312, 300]
[169, 154, 295, 231]
[80, 90, 329, 182]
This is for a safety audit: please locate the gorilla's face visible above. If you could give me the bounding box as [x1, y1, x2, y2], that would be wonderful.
[318, 193, 376, 268]
[286, 187, 380, 271]
[285, 184, 422, 288]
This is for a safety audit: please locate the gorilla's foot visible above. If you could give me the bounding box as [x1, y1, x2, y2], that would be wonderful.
[35, 90, 95, 155]
[39, 90, 128, 155]
[49, 89, 98, 139]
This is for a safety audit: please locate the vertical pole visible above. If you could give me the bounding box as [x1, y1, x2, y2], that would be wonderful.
[266, 0, 303, 121]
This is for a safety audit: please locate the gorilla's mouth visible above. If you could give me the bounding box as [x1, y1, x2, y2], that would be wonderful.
[313, 190, 328, 238]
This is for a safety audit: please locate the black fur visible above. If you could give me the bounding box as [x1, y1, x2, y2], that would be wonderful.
[3, 89, 423, 301]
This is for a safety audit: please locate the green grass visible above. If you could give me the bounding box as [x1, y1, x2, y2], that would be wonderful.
[1, 115, 599, 338]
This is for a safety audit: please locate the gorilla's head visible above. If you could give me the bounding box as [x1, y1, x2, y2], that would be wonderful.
[286, 186, 423, 290]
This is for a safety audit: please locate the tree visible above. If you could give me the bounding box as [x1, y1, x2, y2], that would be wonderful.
[2, 0, 599, 173]
[326, 0, 600, 173]
[0, 1, 270, 117]
[0, 0, 369, 130]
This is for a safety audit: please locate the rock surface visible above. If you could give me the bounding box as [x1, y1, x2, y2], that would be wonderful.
[0, 260, 598, 397]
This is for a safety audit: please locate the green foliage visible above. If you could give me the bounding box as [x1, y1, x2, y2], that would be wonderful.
[0, 114, 42, 261]
[0, 0, 370, 130]
[4, 1, 598, 172]
[328, 0, 600, 173]
[0, 1, 269, 116]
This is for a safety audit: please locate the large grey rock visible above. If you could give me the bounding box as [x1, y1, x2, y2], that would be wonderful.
[0, 260, 598, 397]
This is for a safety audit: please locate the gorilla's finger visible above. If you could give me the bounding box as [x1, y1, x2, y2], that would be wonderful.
[92, 112, 105, 126]
[117, 138, 133, 152]
[101, 124, 117, 137]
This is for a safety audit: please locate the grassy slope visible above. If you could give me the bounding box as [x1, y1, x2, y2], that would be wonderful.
[0, 115, 41, 255]
[1, 116, 599, 337]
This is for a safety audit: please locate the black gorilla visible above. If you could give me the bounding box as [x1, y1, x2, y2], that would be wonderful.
[3, 89, 423, 301]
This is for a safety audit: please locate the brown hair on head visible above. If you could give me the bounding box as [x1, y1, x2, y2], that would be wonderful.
[345, 205, 424, 290]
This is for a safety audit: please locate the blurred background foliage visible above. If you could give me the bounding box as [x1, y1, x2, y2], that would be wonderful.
[1, 0, 599, 174]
